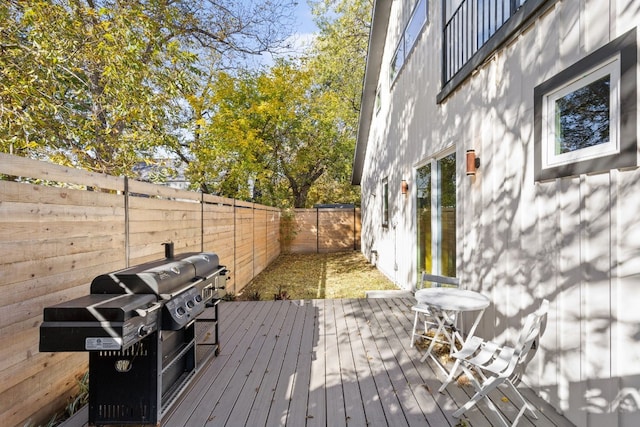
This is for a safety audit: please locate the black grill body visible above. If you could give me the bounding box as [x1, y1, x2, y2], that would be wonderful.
[39, 244, 227, 425]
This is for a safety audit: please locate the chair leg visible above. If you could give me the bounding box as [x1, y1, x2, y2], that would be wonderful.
[438, 359, 461, 393]
[504, 380, 540, 421]
[410, 310, 420, 347]
[452, 375, 502, 417]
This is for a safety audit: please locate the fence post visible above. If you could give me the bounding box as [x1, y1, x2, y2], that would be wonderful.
[200, 192, 204, 252]
[124, 176, 130, 267]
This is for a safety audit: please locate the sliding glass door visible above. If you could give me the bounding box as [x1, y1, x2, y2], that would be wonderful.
[417, 152, 457, 278]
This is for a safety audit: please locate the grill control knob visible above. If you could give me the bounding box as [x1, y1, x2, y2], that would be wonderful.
[194, 295, 203, 303]
[138, 326, 150, 337]
[176, 307, 186, 317]
[186, 300, 195, 309]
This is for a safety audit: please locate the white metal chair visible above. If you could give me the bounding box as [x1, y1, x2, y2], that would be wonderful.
[439, 299, 550, 427]
[410, 273, 460, 355]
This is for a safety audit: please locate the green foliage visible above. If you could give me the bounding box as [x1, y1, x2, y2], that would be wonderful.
[65, 371, 89, 419]
[186, 0, 373, 207]
[0, 0, 369, 207]
[189, 60, 357, 207]
[0, 0, 296, 177]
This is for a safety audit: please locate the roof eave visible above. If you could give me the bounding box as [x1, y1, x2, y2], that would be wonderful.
[351, 0, 392, 185]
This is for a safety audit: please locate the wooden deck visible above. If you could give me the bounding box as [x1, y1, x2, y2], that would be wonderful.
[63, 298, 574, 426]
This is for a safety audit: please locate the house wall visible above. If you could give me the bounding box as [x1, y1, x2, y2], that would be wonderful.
[360, 0, 640, 425]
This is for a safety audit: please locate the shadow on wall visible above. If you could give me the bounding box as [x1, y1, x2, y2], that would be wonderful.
[539, 374, 640, 425]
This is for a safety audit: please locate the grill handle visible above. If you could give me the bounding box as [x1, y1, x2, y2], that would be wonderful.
[162, 241, 174, 259]
[135, 302, 163, 317]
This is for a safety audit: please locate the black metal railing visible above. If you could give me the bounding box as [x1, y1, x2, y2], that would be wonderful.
[443, 0, 527, 84]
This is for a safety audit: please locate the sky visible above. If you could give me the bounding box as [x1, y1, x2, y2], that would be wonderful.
[259, 0, 319, 66]
[294, 0, 319, 41]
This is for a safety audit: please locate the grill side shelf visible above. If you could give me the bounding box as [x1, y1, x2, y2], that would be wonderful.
[196, 300, 220, 359]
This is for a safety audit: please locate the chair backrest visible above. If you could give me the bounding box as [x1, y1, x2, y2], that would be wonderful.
[419, 272, 460, 289]
[509, 299, 549, 382]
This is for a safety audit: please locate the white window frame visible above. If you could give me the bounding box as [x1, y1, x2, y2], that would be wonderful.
[534, 27, 637, 182]
[541, 55, 621, 170]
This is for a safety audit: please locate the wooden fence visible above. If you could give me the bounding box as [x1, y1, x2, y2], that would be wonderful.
[0, 154, 280, 427]
[287, 207, 361, 253]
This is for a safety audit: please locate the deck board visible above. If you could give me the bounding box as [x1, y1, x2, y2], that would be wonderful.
[334, 299, 368, 427]
[61, 298, 575, 427]
[342, 299, 389, 426]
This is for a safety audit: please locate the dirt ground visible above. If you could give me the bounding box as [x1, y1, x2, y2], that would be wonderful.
[235, 252, 399, 300]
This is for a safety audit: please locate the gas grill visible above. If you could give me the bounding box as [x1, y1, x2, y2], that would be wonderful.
[40, 243, 228, 425]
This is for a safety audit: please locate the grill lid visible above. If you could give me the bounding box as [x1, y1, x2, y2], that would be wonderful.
[91, 259, 196, 296]
[177, 252, 220, 278]
[90, 251, 222, 297]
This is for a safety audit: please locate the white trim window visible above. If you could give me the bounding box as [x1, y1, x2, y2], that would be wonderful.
[534, 28, 637, 181]
[541, 56, 620, 170]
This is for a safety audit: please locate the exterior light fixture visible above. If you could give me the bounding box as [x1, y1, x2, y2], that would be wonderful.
[466, 149, 481, 176]
[401, 179, 409, 195]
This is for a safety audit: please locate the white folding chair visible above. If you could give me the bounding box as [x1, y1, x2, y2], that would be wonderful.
[439, 299, 550, 427]
[410, 273, 460, 354]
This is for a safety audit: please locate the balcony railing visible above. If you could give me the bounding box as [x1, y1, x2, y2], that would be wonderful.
[443, 0, 527, 84]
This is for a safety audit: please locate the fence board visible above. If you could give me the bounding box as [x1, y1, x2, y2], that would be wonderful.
[288, 208, 361, 253]
[0, 153, 124, 191]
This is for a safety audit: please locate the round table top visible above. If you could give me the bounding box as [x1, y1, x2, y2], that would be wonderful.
[414, 287, 490, 312]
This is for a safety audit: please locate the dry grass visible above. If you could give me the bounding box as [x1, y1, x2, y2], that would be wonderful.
[236, 252, 399, 300]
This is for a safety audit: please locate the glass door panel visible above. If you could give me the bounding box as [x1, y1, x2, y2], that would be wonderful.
[416, 153, 457, 280]
[438, 153, 457, 277]
[417, 164, 432, 276]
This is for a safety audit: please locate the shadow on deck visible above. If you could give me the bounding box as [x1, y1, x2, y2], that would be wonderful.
[62, 298, 574, 426]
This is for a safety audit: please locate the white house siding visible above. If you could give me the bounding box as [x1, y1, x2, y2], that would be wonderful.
[359, 0, 640, 425]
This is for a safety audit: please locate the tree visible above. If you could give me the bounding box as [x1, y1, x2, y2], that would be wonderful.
[304, 0, 373, 206]
[309, 0, 372, 117]
[0, 0, 296, 175]
[184, 0, 373, 207]
[188, 60, 355, 208]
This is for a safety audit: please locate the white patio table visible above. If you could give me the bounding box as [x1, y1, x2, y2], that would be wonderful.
[413, 287, 490, 372]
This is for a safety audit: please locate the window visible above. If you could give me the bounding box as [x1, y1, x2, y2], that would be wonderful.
[542, 58, 618, 169]
[390, 0, 428, 83]
[382, 178, 389, 227]
[534, 28, 637, 181]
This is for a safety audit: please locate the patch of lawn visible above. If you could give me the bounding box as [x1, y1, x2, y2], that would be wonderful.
[236, 252, 399, 300]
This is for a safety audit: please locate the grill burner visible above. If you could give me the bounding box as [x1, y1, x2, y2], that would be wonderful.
[39, 243, 228, 425]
